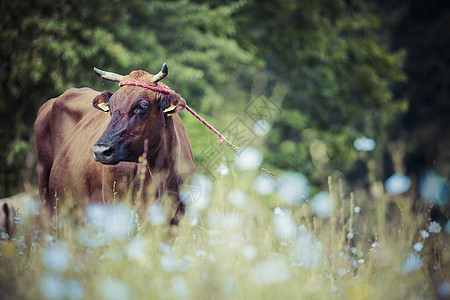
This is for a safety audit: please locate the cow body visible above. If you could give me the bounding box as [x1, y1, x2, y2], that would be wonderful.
[35, 68, 194, 224]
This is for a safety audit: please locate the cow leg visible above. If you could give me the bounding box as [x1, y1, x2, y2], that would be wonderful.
[37, 161, 56, 237]
[170, 199, 185, 226]
[37, 162, 52, 208]
[155, 176, 185, 226]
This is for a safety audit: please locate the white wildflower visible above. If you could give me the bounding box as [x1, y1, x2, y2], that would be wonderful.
[234, 147, 262, 171]
[66, 279, 84, 300]
[428, 221, 442, 233]
[86, 203, 136, 241]
[158, 243, 173, 254]
[125, 237, 146, 262]
[338, 251, 347, 260]
[312, 192, 333, 218]
[99, 278, 131, 300]
[227, 189, 248, 209]
[337, 268, 347, 277]
[420, 230, 429, 239]
[190, 217, 199, 227]
[160, 255, 184, 273]
[273, 207, 285, 216]
[196, 250, 207, 257]
[182, 174, 211, 214]
[39, 274, 66, 300]
[385, 173, 411, 195]
[249, 259, 291, 286]
[400, 253, 422, 274]
[148, 203, 166, 226]
[242, 245, 257, 261]
[253, 174, 276, 196]
[253, 120, 271, 136]
[413, 242, 423, 252]
[291, 230, 325, 269]
[370, 242, 379, 251]
[171, 275, 190, 299]
[419, 171, 449, 205]
[217, 164, 229, 176]
[41, 242, 72, 273]
[273, 210, 297, 240]
[353, 137, 376, 151]
[276, 172, 310, 205]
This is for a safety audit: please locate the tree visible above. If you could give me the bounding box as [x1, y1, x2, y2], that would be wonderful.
[229, 0, 407, 187]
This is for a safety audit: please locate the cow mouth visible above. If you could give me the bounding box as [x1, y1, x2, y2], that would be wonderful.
[96, 157, 120, 165]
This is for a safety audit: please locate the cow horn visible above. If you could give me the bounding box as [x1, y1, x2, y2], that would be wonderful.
[93, 67, 125, 82]
[152, 63, 168, 83]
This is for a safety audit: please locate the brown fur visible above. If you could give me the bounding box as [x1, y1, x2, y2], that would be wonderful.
[0, 193, 41, 238]
[34, 71, 194, 225]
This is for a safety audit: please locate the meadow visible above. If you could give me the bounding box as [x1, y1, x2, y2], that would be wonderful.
[1, 1, 448, 299]
[0, 146, 448, 300]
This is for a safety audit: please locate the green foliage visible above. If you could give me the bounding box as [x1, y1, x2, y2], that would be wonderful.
[231, 0, 407, 185]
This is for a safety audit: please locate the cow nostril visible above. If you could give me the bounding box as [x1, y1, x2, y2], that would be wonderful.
[102, 147, 113, 157]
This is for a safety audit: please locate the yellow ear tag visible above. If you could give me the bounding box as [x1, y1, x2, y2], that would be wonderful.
[163, 104, 177, 116]
[98, 102, 109, 112]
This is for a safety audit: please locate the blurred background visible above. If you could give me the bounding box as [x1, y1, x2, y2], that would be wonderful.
[0, 0, 448, 215]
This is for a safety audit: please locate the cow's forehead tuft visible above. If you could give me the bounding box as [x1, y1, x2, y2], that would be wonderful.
[124, 70, 155, 83]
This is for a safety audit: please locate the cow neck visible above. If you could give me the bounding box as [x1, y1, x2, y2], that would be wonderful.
[146, 131, 172, 172]
[143, 112, 177, 174]
[118, 80, 175, 95]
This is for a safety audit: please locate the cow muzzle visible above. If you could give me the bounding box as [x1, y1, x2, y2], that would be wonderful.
[93, 144, 118, 165]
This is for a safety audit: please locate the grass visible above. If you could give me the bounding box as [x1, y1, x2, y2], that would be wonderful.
[0, 164, 448, 300]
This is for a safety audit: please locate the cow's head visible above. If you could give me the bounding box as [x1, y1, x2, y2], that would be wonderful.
[91, 64, 186, 165]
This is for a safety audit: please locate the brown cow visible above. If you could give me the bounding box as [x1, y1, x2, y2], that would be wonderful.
[34, 64, 195, 225]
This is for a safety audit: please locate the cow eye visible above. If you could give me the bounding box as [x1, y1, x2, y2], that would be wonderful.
[134, 101, 150, 115]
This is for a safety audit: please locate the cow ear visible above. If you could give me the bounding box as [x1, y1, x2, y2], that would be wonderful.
[160, 94, 186, 116]
[93, 91, 113, 112]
